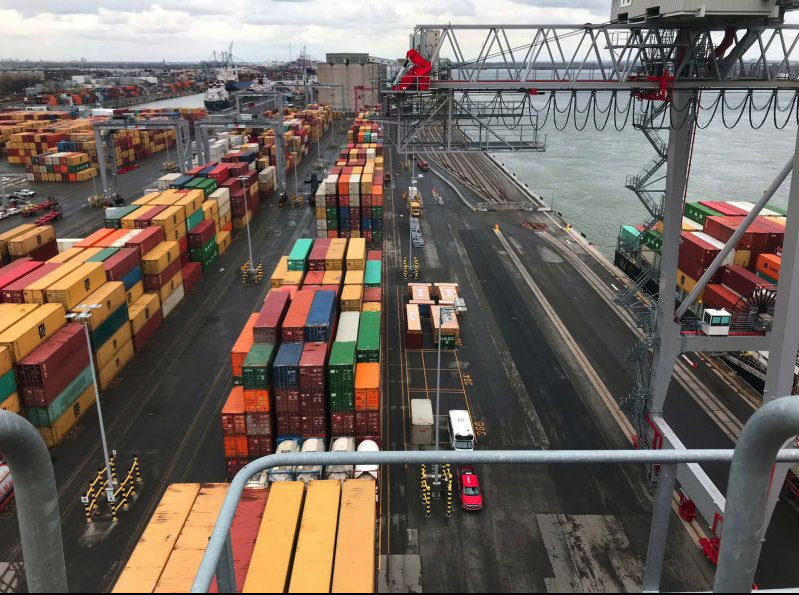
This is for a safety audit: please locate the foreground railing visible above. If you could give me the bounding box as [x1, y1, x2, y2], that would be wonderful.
[193, 398, 799, 594]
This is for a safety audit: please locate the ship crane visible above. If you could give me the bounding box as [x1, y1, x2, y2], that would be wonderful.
[389, 2, 799, 589]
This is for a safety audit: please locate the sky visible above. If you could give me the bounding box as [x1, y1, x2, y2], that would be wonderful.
[0, 0, 614, 62]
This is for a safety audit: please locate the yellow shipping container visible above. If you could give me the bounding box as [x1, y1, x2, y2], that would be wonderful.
[158, 271, 183, 303]
[325, 239, 347, 270]
[323, 270, 343, 286]
[126, 280, 144, 307]
[174, 194, 203, 220]
[163, 224, 187, 243]
[677, 268, 705, 299]
[270, 256, 289, 288]
[734, 249, 752, 268]
[0, 303, 66, 362]
[131, 195, 156, 206]
[142, 241, 180, 275]
[23, 262, 82, 304]
[362, 302, 381, 313]
[153, 483, 228, 593]
[121, 210, 143, 229]
[47, 246, 85, 264]
[37, 384, 94, 447]
[150, 205, 186, 232]
[341, 284, 364, 312]
[65, 247, 103, 265]
[112, 484, 202, 593]
[202, 200, 219, 223]
[332, 480, 376, 593]
[7, 225, 55, 257]
[97, 339, 134, 390]
[243, 482, 305, 594]
[288, 480, 342, 593]
[347, 239, 367, 268]
[283, 270, 304, 287]
[0, 392, 21, 415]
[71, 281, 125, 331]
[0, 224, 37, 258]
[216, 231, 231, 256]
[128, 293, 161, 335]
[94, 323, 133, 371]
[0, 304, 40, 334]
[45, 262, 107, 310]
[344, 269, 364, 286]
[0, 346, 11, 377]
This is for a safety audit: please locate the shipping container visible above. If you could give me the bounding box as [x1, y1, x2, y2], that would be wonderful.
[104, 248, 141, 285]
[153, 484, 228, 593]
[305, 290, 336, 343]
[355, 363, 380, 411]
[8, 225, 56, 257]
[282, 290, 316, 343]
[26, 366, 92, 427]
[704, 284, 742, 311]
[322, 270, 343, 286]
[721, 265, 769, 297]
[37, 383, 94, 447]
[676, 268, 705, 298]
[242, 482, 305, 593]
[75, 228, 115, 249]
[23, 262, 82, 304]
[231, 313, 259, 380]
[410, 398, 434, 445]
[341, 284, 363, 312]
[97, 340, 134, 390]
[0, 224, 38, 259]
[125, 225, 166, 259]
[364, 260, 381, 287]
[756, 253, 781, 281]
[96, 322, 133, 369]
[408, 283, 434, 316]
[90, 302, 129, 349]
[45, 262, 107, 310]
[332, 480, 376, 594]
[222, 386, 247, 435]
[288, 480, 341, 593]
[274, 343, 304, 388]
[133, 307, 162, 352]
[17, 323, 87, 407]
[243, 344, 277, 391]
[142, 241, 180, 275]
[0, 304, 65, 362]
[344, 269, 364, 286]
[356, 311, 380, 362]
[336, 311, 360, 343]
[325, 239, 347, 270]
[346, 238, 366, 270]
[406, 304, 422, 349]
[684, 202, 722, 225]
[162, 283, 184, 318]
[329, 342, 356, 412]
[288, 238, 313, 272]
[128, 293, 161, 335]
[270, 256, 289, 288]
[0, 260, 41, 296]
[253, 291, 291, 344]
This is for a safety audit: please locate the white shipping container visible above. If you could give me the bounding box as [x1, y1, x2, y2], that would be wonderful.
[325, 174, 338, 195]
[209, 188, 231, 209]
[349, 195, 360, 207]
[410, 399, 434, 445]
[162, 283, 185, 318]
[230, 136, 243, 147]
[349, 174, 361, 196]
[57, 239, 80, 253]
[335, 311, 360, 342]
[693, 232, 736, 266]
[112, 229, 143, 248]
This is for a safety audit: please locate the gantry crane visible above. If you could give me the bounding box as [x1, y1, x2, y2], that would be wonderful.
[388, 1, 799, 581]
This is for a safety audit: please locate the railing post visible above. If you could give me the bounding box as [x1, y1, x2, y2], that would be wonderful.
[642, 463, 677, 592]
[0, 411, 67, 592]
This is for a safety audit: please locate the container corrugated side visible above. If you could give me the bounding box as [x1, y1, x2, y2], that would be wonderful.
[0, 304, 66, 362]
[111, 484, 202, 593]
[45, 262, 107, 311]
[36, 384, 94, 447]
[332, 480, 377, 593]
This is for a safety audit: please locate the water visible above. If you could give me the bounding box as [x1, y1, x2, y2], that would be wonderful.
[500, 110, 797, 258]
[135, 93, 206, 109]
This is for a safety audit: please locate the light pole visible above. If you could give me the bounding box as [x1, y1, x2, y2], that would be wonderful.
[433, 305, 456, 495]
[237, 175, 255, 273]
[66, 304, 116, 503]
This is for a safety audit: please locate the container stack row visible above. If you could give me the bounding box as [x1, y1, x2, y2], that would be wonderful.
[621, 199, 788, 314]
[315, 114, 384, 241]
[113, 479, 377, 594]
[258, 105, 334, 176]
[405, 282, 463, 349]
[222, 237, 383, 479]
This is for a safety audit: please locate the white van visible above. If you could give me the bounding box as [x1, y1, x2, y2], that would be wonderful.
[447, 410, 475, 451]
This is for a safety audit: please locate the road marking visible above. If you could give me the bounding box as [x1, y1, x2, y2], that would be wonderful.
[610, 283, 619, 291]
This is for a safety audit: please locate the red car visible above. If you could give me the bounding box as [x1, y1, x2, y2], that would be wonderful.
[457, 466, 483, 511]
[416, 158, 429, 171]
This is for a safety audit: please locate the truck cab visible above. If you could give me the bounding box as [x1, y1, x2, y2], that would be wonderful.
[416, 157, 429, 171]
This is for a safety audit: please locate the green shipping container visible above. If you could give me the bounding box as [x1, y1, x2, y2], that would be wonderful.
[373, 231, 383, 242]
[189, 239, 218, 263]
[757, 270, 779, 284]
[371, 207, 383, 220]
[26, 367, 93, 427]
[242, 344, 276, 390]
[198, 178, 218, 197]
[0, 369, 15, 402]
[186, 208, 204, 232]
[643, 230, 663, 253]
[618, 225, 641, 248]
[104, 206, 139, 229]
[364, 260, 381, 288]
[684, 202, 722, 225]
[356, 311, 381, 363]
[87, 247, 120, 263]
[288, 238, 313, 272]
[201, 245, 218, 272]
[766, 204, 788, 216]
[90, 304, 129, 349]
[329, 341, 356, 411]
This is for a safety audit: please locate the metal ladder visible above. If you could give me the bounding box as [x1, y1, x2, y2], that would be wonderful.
[625, 101, 670, 220]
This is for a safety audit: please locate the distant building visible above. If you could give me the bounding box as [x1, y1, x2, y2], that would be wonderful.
[317, 53, 397, 113]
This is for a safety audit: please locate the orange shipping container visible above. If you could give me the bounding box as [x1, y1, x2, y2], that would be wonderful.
[75, 228, 115, 248]
[243, 482, 305, 593]
[231, 314, 259, 378]
[0, 224, 37, 258]
[355, 363, 380, 411]
[756, 253, 781, 280]
[223, 435, 249, 457]
[332, 480, 377, 593]
[0, 303, 66, 362]
[244, 389, 270, 413]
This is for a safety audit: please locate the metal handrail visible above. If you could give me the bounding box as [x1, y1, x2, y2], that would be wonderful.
[0, 411, 67, 592]
[192, 418, 799, 593]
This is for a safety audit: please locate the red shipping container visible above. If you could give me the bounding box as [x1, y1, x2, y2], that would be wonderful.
[308, 239, 330, 271]
[299, 390, 325, 410]
[209, 489, 269, 593]
[367, 250, 382, 261]
[363, 287, 382, 303]
[704, 216, 771, 250]
[208, 164, 230, 184]
[246, 435, 273, 458]
[704, 284, 741, 311]
[721, 265, 768, 296]
[225, 457, 248, 480]
[133, 307, 163, 352]
[299, 343, 327, 392]
[253, 290, 290, 344]
[274, 388, 300, 413]
[181, 262, 203, 293]
[678, 251, 720, 284]
[18, 324, 88, 407]
[134, 205, 167, 229]
[104, 247, 140, 282]
[143, 258, 181, 291]
[27, 240, 58, 261]
[699, 201, 747, 216]
[331, 412, 355, 436]
[1, 263, 60, 303]
[355, 411, 381, 436]
[304, 270, 324, 285]
[222, 177, 241, 192]
[245, 412, 273, 436]
[188, 220, 216, 249]
[281, 289, 316, 343]
[680, 232, 720, 267]
[300, 413, 327, 438]
[244, 389, 270, 413]
[0, 259, 39, 294]
[275, 411, 302, 435]
[124, 225, 166, 259]
[221, 387, 247, 436]
[178, 234, 189, 265]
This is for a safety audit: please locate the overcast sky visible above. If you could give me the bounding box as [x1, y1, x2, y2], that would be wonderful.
[1, 1, 615, 62]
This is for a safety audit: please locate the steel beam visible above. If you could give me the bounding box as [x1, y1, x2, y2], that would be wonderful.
[642, 463, 677, 593]
[649, 90, 696, 415]
[680, 332, 771, 353]
[93, 126, 108, 194]
[427, 81, 799, 91]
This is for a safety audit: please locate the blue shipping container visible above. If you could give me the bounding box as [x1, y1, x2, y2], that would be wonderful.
[305, 290, 336, 343]
[273, 342, 303, 388]
[169, 175, 194, 189]
[122, 266, 142, 290]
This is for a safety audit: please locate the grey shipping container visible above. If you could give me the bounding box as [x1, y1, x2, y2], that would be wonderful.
[411, 399, 434, 445]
